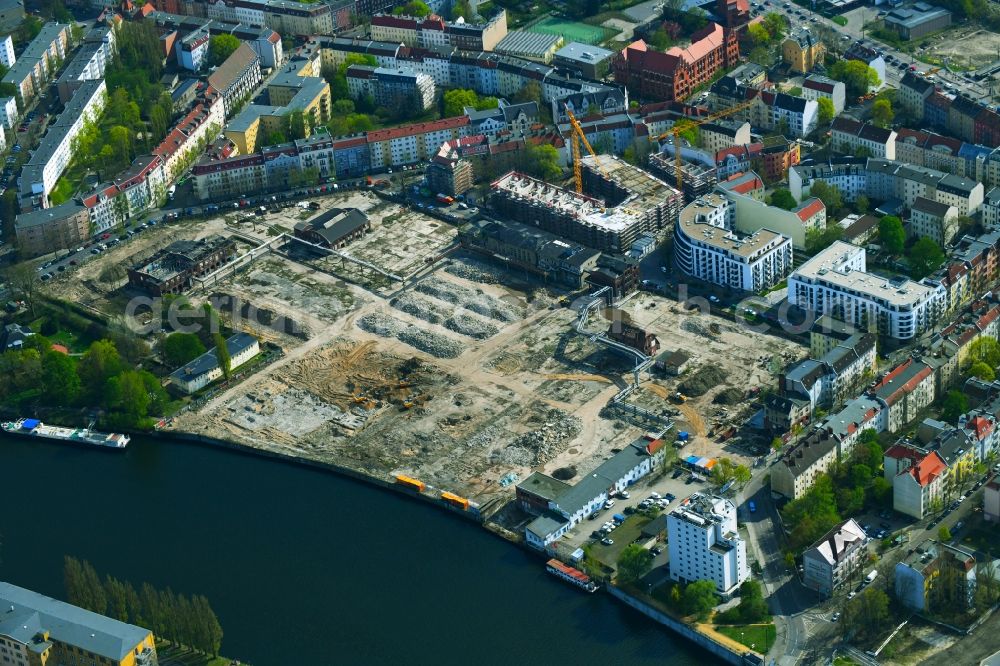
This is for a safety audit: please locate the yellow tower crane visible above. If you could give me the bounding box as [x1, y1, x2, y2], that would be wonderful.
[565, 106, 613, 194]
[653, 99, 756, 192]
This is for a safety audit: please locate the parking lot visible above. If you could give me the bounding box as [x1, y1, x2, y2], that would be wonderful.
[554, 461, 719, 569]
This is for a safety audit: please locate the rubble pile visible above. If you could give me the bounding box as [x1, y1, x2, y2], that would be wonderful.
[444, 258, 503, 284]
[416, 281, 522, 323]
[492, 410, 582, 467]
[391, 293, 448, 325]
[397, 326, 463, 359]
[445, 313, 499, 339]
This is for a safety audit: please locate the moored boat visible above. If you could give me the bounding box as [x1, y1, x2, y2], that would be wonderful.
[1, 418, 129, 450]
[546, 558, 599, 593]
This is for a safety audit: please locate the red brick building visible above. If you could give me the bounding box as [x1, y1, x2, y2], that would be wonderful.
[613, 23, 739, 102]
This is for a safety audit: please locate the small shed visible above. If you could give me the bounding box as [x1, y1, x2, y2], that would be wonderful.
[655, 349, 692, 376]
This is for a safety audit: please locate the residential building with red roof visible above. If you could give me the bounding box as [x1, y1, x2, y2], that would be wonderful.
[887, 445, 947, 518]
[871, 359, 936, 432]
[613, 23, 738, 103]
[716, 171, 764, 201]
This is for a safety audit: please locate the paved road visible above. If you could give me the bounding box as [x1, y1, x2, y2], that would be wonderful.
[757, 0, 995, 103]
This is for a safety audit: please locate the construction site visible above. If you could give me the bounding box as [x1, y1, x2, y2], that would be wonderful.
[36, 155, 806, 515]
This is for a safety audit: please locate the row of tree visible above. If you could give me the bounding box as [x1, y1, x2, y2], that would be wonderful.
[64, 557, 223, 656]
[782, 430, 885, 551]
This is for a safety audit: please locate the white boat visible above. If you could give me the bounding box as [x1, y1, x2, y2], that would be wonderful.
[1, 418, 130, 450]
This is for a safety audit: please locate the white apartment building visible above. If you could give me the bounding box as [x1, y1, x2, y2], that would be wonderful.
[0, 33, 15, 68]
[674, 192, 793, 293]
[885, 444, 948, 519]
[802, 519, 867, 597]
[802, 75, 846, 115]
[831, 117, 896, 160]
[772, 93, 818, 138]
[0, 96, 17, 129]
[667, 494, 749, 598]
[19, 79, 106, 209]
[366, 116, 471, 169]
[788, 241, 946, 340]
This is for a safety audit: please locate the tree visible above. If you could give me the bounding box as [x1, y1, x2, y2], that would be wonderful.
[41, 350, 79, 406]
[908, 236, 945, 279]
[854, 195, 870, 214]
[941, 390, 969, 423]
[712, 457, 751, 487]
[830, 60, 881, 98]
[770, 189, 797, 210]
[682, 580, 718, 619]
[162, 332, 206, 367]
[521, 143, 562, 182]
[214, 334, 231, 380]
[5, 263, 39, 315]
[872, 98, 894, 128]
[105, 370, 151, 422]
[285, 110, 309, 140]
[871, 477, 893, 505]
[817, 97, 835, 126]
[843, 587, 890, 641]
[443, 88, 479, 117]
[450, 0, 473, 20]
[878, 215, 906, 255]
[617, 544, 655, 584]
[392, 0, 431, 16]
[968, 361, 996, 381]
[806, 225, 845, 253]
[511, 80, 543, 107]
[672, 119, 699, 146]
[968, 337, 1000, 368]
[747, 23, 771, 47]
[782, 474, 842, 550]
[938, 525, 952, 542]
[809, 181, 844, 215]
[208, 34, 239, 67]
[77, 339, 123, 400]
[763, 12, 787, 40]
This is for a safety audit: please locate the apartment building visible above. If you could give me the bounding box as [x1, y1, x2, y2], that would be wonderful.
[346, 65, 436, 110]
[844, 42, 885, 90]
[871, 359, 936, 432]
[426, 138, 474, 196]
[984, 187, 1000, 230]
[18, 79, 107, 211]
[13, 201, 90, 256]
[985, 478, 1000, 522]
[667, 494, 749, 598]
[782, 27, 824, 74]
[781, 331, 876, 411]
[895, 540, 976, 611]
[55, 25, 115, 105]
[198, 0, 352, 35]
[700, 120, 751, 154]
[802, 75, 846, 115]
[722, 187, 824, 249]
[551, 88, 627, 124]
[771, 395, 883, 498]
[0, 581, 157, 666]
[790, 158, 984, 219]
[177, 26, 210, 70]
[802, 519, 867, 597]
[207, 42, 261, 118]
[146, 11, 284, 69]
[788, 241, 946, 340]
[772, 92, 818, 138]
[613, 23, 739, 102]
[909, 196, 958, 247]
[716, 171, 765, 201]
[368, 115, 471, 169]
[0, 22, 71, 105]
[370, 9, 508, 51]
[885, 444, 947, 519]
[899, 70, 934, 122]
[831, 117, 896, 159]
[674, 192, 793, 291]
[152, 86, 226, 183]
[0, 95, 17, 129]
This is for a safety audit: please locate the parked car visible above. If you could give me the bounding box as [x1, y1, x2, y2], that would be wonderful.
[601, 537, 614, 546]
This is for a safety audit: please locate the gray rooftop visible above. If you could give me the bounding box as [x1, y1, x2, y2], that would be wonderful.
[494, 30, 561, 58]
[555, 439, 657, 515]
[14, 201, 85, 230]
[169, 332, 258, 382]
[553, 41, 614, 63]
[0, 581, 151, 661]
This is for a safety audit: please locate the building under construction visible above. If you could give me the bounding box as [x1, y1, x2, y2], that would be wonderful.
[648, 150, 718, 203]
[488, 158, 680, 254]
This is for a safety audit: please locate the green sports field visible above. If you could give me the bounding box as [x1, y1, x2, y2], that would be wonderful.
[525, 17, 615, 45]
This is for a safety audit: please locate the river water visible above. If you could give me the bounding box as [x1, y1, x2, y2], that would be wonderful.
[0, 436, 703, 665]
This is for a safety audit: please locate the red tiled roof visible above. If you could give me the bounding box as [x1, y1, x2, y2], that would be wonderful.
[366, 116, 469, 142]
[665, 23, 725, 66]
[909, 451, 946, 488]
[885, 444, 924, 463]
[967, 415, 994, 441]
[795, 198, 825, 222]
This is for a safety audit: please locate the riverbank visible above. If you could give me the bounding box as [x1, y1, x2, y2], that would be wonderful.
[0, 433, 705, 665]
[158, 427, 761, 665]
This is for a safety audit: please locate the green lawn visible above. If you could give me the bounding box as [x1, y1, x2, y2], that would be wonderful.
[48, 176, 76, 205]
[715, 623, 777, 653]
[831, 16, 848, 26]
[834, 656, 862, 666]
